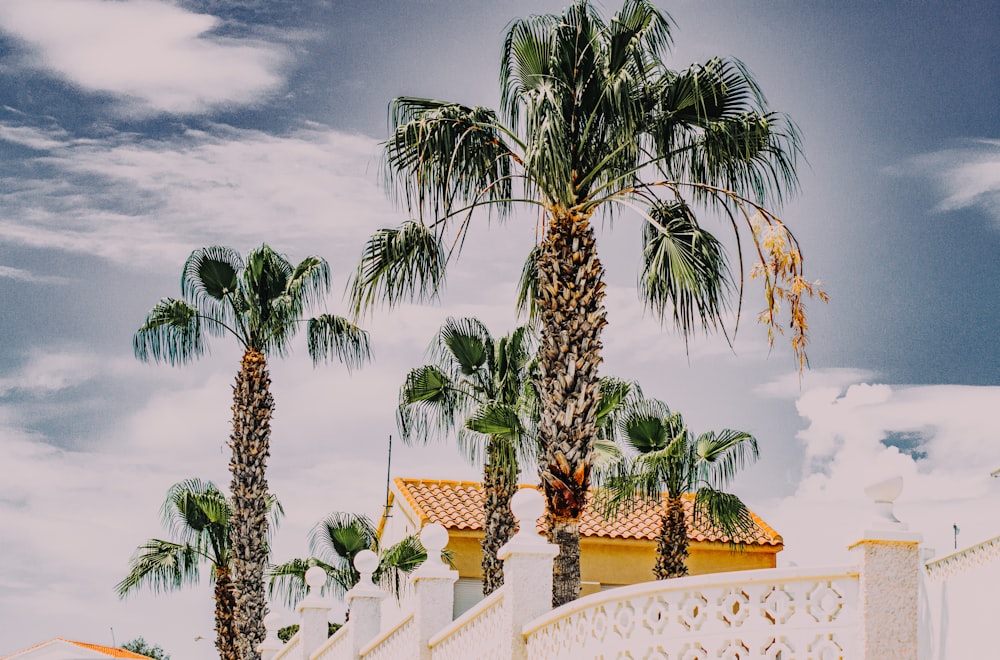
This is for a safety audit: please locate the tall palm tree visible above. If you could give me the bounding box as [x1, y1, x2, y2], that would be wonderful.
[116, 479, 281, 660]
[349, 0, 819, 605]
[398, 317, 538, 595]
[601, 398, 759, 579]
[268, 512, 428, 608]
[133, 245, 370, 658]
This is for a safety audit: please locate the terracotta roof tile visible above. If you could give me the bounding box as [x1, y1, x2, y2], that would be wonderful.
[394, 478, 782, 547]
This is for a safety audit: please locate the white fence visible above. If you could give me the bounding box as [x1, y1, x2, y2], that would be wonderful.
[260, 487, 923, 660]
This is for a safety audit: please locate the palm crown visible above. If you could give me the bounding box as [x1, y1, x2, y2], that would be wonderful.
[398, 317, 538, 595]
[135, 244, 370, 366]
[117, 479, 282, 660]
[601, 398, 759, 578]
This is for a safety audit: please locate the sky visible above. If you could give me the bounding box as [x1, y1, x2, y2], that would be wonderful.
[0, 0, 998, 656]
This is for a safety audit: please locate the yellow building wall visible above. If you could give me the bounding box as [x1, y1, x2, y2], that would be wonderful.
[444, 530, 780, 592]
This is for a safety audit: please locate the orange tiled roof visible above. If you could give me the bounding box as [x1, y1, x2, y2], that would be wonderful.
[1, 639, 151, 659]
[393, 478, 782, 547]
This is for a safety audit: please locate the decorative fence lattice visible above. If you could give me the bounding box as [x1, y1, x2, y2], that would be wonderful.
[524, 567, 860, 660]
[430, 587, 509, 660]
[361, 613, 417, 660]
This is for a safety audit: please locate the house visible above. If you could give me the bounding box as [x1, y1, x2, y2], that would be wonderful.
[0, 639, 150, 660]
[378, 477, 783, 615]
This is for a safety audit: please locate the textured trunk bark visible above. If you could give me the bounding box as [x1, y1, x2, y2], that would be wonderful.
[229, 349, 273, 660]
[655, 495, 689, 579]
[481, 438, 518, 596]
[214, 566, 238, 660]
[535, 209, 607, 608]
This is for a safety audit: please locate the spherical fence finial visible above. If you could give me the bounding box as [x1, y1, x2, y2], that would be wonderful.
[305, 565, 327, 592]
[510, 488, 545, 542]
[420, 522, 449, 567]
[353, 549, 379, 586]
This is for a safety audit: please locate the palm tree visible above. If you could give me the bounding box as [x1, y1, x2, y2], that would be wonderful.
[398, 317, 538, 595]
[268, 512, 427, 609]
[601, 398, 759, 579]
[133, 245, 370, 658]
[350, 0, 820, 605]
[116, 479, 281, 660]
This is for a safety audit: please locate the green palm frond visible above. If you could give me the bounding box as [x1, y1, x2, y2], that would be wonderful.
[639, 200, 731, 338]
[694, 429, 759, 488]
[693, 487, 755, 541]
[435, 317, 492, 377]
[349, 221, 447, 316]
[515, 245, 541, 324]
[386, 98, 515, 222]
[466, 402, 525, 441]
[267, 557, 341, 608]
[133, 298, 205, 365]
[181, 246, 242, 326]
[116, 539, 202, 598]
[308, 512, 379, 566]
[286, 255, 332, 311]
[307, 314, 371, 370]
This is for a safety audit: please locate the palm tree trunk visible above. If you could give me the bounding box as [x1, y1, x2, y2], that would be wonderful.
[214, 566, 239, 660]
[229, 349, 273, 660]
[481, 438, 518, 596]
[655, 495, 689, 579]
[535, 209, 607, 607]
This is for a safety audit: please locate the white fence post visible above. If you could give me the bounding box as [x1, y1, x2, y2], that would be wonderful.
[299, 566, 335, 659]
[411, 523, 459, 660]
[849, 476, 923, 659]
[259, 612, 284, 660]
[498, 488, 558, 660]
[345, 549, 387, 658]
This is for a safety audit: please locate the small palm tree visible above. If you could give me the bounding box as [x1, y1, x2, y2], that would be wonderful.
[116, 479, 281, 660]
[133, 245, 370, 659]
[601, 398, 759, 579]
[268, 512, 427, 609]
[399, 317, 538, 595]
[350, 0, 820, 605]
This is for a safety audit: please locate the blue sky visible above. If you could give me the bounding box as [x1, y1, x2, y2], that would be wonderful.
[0, 1, 998, 657]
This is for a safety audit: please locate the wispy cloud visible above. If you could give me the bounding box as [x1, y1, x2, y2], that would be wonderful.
[0, 122, 397, 271]
[901, 138, 1000, 227]
[0, 264, 69, 285]
[0, 0, 288, 115]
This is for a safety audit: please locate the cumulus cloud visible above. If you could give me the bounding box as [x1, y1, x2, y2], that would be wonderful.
[901, 138, 1000, 227]
[0, 0, 287, 115]
[761, 380, 1000, 566]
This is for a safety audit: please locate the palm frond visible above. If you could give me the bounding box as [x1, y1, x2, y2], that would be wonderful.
[181, 246, 242, 326]
[639, 200, 731, 338]
[133, 298, 205, 365]
[116, 539, 201, 598]
[434, 317, 492, 376]
[386, 98, 514, 221]
[349, 221, 447, 316]
[307, 314, 371, 371]
[694, 429, 759, 488]
[693, 487, 756, 542]
[286, 256, 332, 313]
[515, 245, 541, 324]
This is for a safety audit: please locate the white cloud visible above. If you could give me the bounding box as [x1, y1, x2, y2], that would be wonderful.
[0, 123, 398, 271]
[0, 264, 69, 285]
[0, 349, 105, 395]
[902, 138, 1000, 227]
[760, 380, 1000, 567]
[0, 0, 288, 115]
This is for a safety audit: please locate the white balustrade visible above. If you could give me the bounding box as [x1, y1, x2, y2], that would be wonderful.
[523, 566, 860, 659]
[429, 586, 507, 660]
[312, 625, 351, 660]
[360, 613, 417, 660]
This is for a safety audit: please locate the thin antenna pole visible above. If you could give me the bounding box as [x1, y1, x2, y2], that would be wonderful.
[383, 435, 393, 521]
[110, 627, 116, 647]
